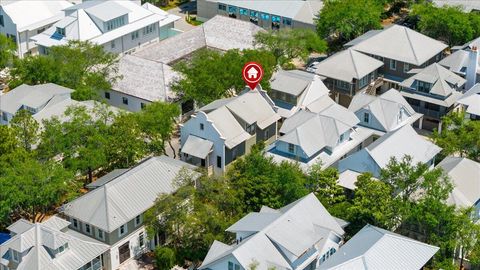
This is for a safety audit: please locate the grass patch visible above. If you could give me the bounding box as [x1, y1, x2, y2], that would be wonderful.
[186, 16, 203, 26]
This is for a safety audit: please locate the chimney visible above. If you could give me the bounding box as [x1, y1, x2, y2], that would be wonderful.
[466, 46, 479, 91]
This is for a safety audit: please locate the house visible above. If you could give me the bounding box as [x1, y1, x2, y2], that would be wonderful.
[197, 0, 324, 30]
[60, 156, 197, 270]
[0, 83, 73, 125]
[313, 49, 384, 106]
[102, 54, 179, 112]
[432, 0, 480, 12]
[180, 88, 280, 175]
[348, 89, 423, 134]
[399, 63, 466, 130]
[439, 47, 479, 90]
[199, 193, 346, 270]
[0, 216, 109, 270]
[345, 24, 448, 90]
[0, 0, 73, 57]
[437, 156, 480, 214]
[269, 69, 330, 118]
[267, 95, 373, 170]
[457, 83, 480, 120]
[338, 124, 442, 178]
[318, 224, 439, 270]
[31, 1, 180, 55]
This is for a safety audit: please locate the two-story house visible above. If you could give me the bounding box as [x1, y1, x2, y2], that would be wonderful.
[180, 88, 280, 175]
[399, 63, 466, 130]
[197, 0, 323, 30]
[338, 124, 442, 179]
[0, 0, 73, 57]
[0, 83, 73, 125]
[269, 69, 330, 119]
[348, 89, 424, 135]
[0, 216, 109, 270]
[267, 95, 373, 170]
[60, 156, 197, 270]
[345, 24, 448, 91]
[31, 1, 180, 55]
[313, 48, 384, 107]
[457, 83, 480, 120]
[199, 193, 347, 270]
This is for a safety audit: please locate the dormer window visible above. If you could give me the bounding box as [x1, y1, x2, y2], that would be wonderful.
[56, 27, 66, 37]
[105, 16, 126, 31]
[417, 81, 431, 93]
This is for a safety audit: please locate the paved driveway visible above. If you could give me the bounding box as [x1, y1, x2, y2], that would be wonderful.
[170, 1, 198, 32]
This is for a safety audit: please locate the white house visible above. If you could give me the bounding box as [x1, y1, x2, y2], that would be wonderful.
[267, 95, 373, 170]
[0, 83, 73, 125]
[31, 1, 180, 55]
[318, 224, 439, 270]
[199, 193, 347, 270]
[0, 0, 73, 57]
[61, 156, 198, 270]
[0, 216, 109, 270]
[338, 124, 442, 179]
[457, 83, 480, 120]
[180, 88, 280, 175]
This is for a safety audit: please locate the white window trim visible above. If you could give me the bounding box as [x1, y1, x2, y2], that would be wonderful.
[134, 215, 142, 227]
[118, 224, 128, 238]
[96, 228, 105, 240]
[403, 63, 410, 73]
[72, 218, 79, 229]
[11, 250, 19, 262]
[84, 223, 92, 235]
[390, 59, 396, 70]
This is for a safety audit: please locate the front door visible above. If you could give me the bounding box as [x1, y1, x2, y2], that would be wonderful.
[119, 241, 130, 264]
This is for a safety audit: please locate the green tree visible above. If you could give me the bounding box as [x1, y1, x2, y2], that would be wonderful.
[172, 49, 276, 105]
[0, 34, 16, 68]
[316, 0, 383, 48]
[432, 111, 480, 162]
[306, 163, 345, 209]
[254, 29, 327, 66]
[0, 125, 18, 156]
[10, 109, 39, 152]
[455, 208, 480, 269]
[137, 101, 180, 156]
[154, 247, 176, 270]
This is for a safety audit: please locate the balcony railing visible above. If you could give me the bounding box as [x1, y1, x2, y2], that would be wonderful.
[411, 105, 441, 119]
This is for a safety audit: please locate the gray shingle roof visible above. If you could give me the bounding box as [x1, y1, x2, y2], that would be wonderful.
[318, 224, 439, 270]
[134, 15, 263, 64]
[0, 217, 109, 270]
[348, 89, 421, 132]
[62, 156, 197, 232]
[314, 49, 383, 82]
[437, 156, 480, 208]
[351, 25, 448, 65]
[400, 63, 466, 101]
[200, 193, 345, 270]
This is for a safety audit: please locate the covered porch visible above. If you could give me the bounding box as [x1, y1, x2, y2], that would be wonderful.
[180, 135, 214, 175]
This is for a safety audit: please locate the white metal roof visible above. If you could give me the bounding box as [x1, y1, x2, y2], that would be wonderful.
[84, 1, 130, 22]
[432, 0, 480, 12]
[314, 49, 383, 82]
[352, 25, 448, 65]
[200, 193, 345, 270]
[62, 156, 197, 232]
[1, 0, 73, 32]
[437, 156, 480, 208]
[181, 135, 214, 158]
[318, 224, 439, 270]
[458, 83, 480, 116]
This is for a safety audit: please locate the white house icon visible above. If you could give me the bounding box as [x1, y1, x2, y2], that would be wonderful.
[247, 67, 258, 79]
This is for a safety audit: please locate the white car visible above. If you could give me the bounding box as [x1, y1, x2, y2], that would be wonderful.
[306, 61, 320, 73]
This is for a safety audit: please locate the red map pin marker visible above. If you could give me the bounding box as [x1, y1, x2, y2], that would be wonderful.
[242, 62, 264, 90]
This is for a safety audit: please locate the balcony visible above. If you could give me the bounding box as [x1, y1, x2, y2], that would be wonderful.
[411, 105, 441, 119]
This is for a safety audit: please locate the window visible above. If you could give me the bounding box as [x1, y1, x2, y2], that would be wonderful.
[1, 112, 7, 122]
[390, 59, 397, 70]
[84, 223, 91, 234]
[56, 27, 66, 36]
[288, 143, 294, 153]
[97, 229, 104, 240]
[417, 81, 431, 93]
[105, 16, 125, 31]
[139, 232, 145, 248]
[11, 250, 19, 262]
[134, 215, 142, 227]
[111, 40, 115, 49]
[228, 262, 240, 270]
[265, 129, 269, 139]
[141, 103, 146, 110]
[239, 8, 248, 15]
[72, 218, 78, 229]
[228, 6, 237, 13]
[283, 18, 292, 25]
[119, 224, 128, 237]
[131, 31, 139, 40]
[218, 4, 226, 11]
[359, 75, 369, 88]
[246, 123, 255, 134]
[200, 123, 204, 130]
[143, 24, 155, 35]
[364, 112, 370, 123]
[56, 243, 68, 255]
[339, 133, 345, 143]
[216, 156, 221, 168]
[104, 92, 110, 99]
[37, 27, 46, 34]
[122, 97, 129, 105]
[272, 15, 281, 22]
[0, 15, 4, 27]
[404, 63, 410, 73]
[260, 13, 269, 20]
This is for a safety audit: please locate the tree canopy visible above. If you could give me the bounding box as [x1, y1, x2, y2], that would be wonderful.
[0, 34, 16, 69]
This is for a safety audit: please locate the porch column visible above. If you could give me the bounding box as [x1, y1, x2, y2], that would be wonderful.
[438, 121, 443, 133]
[418, 117, 423, 130]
